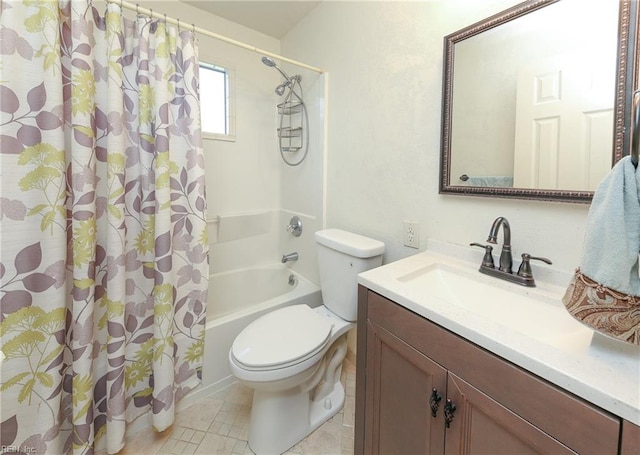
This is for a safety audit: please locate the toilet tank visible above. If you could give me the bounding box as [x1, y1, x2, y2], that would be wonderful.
[315, 229, 385, 322]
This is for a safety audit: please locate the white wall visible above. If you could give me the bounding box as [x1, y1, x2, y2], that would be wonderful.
[282, 0, 591, 274]
[278, 70, 326, 283]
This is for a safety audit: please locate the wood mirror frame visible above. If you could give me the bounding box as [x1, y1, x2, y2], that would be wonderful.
[439, 0, 639, 203]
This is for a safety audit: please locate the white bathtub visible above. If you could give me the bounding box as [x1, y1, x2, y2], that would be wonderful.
[183, 264, 322, 405]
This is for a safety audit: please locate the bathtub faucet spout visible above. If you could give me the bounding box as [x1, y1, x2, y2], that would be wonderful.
[281, 252, 299, 263]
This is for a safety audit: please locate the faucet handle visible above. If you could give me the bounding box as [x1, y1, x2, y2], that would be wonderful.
[470, 242, 495, 268]
[517, 253, 552, 278]
[286, 216, 303, 237]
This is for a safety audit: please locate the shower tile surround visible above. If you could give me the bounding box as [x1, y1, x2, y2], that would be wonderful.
[120, 359, 356, 455]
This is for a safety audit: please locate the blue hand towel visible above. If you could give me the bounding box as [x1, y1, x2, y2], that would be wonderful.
[562, 156, 640, 345]
[464, 176, 514, 188]
[580, 156, 640, 295]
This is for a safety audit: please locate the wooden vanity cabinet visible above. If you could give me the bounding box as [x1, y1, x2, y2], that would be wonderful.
[363, 314, 447, 454]
[621, 420, 640, 455]
[355, 287, 622, 455]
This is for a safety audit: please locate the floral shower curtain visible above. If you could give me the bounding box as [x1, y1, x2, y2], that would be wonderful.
[0, 1, 208, 454]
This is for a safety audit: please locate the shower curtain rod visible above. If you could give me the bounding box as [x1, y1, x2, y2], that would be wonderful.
[105, 0, 324, 74]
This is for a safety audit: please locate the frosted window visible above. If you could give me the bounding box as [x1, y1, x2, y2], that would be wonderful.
[199, 62, 234, 141]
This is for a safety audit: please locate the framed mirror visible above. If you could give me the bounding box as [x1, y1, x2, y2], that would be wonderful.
[440, 0, 639, 203]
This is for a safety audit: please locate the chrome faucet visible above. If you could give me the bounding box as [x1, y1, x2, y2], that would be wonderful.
[470, 217, 552, 287]
[487, 216, 512, 273]
[281, 252, 299, 263]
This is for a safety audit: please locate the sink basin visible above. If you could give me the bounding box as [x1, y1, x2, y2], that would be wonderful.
[397, 263, 594, 348]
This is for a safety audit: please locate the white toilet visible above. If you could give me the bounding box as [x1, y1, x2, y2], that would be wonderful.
[228, 229, 385, 454]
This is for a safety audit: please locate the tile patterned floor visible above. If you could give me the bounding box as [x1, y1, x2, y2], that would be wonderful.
[122, 360, 356, 455]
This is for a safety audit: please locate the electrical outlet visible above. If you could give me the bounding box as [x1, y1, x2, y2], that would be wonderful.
[403, 221, 420, 249]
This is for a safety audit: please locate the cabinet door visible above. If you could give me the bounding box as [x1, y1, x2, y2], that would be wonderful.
[621, 420, 640, 455]
[444, 372, 576, 455]
[365, 320, 448, 455]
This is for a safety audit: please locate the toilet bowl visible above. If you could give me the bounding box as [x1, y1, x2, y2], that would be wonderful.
[228, 305, 354, 453]
[228, 229, 385, 454]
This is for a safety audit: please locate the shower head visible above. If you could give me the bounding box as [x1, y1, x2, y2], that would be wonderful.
[275, 82, 289, 96]
[261, 56, 293, 85]
[261, 56, 277, 67]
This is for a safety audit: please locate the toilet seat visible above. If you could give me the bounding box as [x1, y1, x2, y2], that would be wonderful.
[231, 305, 333, 370]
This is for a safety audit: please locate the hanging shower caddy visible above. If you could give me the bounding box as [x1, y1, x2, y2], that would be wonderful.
[277, 100, 304, 153]
[261, 56, 309, 166]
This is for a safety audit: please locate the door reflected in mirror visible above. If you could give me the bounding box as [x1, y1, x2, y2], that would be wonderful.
[440, 0, 638, 202]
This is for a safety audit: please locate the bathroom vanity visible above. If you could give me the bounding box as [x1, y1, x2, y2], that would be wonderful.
[355, 247, 640, 454]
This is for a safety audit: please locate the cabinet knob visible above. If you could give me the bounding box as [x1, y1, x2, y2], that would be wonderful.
[429, 388, 442, 417]
[444, 399, 457, 428]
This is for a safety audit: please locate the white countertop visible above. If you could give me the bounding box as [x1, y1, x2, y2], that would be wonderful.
[357, 241, 640, 425]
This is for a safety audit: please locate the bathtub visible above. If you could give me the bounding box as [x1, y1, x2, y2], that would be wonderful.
[182, 264, 322, 406]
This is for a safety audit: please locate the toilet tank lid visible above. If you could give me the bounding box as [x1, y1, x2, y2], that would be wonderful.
[315, 229, 385, 258]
